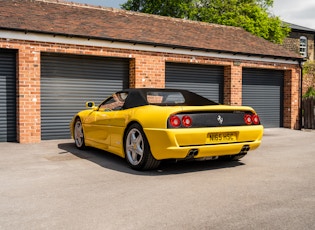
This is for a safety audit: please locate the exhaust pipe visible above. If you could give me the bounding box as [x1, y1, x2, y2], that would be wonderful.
[186, 149, 199, 159]
[240, 145, 250, 154]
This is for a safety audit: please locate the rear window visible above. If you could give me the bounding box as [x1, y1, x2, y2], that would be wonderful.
[147, 91, 185, 105]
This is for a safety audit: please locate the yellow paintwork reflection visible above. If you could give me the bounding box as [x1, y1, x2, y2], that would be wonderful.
[70, 104, 263, 160]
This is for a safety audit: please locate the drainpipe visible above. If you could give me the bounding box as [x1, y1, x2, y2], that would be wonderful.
[298, 60, 304, 130]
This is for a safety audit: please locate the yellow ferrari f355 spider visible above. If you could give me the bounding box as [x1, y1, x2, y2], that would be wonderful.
[70, 88, 263, 170]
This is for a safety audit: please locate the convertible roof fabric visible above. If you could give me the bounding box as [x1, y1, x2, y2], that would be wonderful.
[121, 88, 218, 109]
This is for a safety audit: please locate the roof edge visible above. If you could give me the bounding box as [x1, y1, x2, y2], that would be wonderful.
[1, 27, 303, 62]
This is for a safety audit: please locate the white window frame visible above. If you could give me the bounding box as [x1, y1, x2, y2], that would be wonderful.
[299, 36, 308, 58]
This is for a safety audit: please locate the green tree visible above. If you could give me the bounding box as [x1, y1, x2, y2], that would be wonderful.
[303, 86, 315, 98]
[121, 0, 194, 18]
[121, 0, 290, 44]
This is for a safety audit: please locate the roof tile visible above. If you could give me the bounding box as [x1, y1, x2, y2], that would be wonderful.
[0, 0, 301, 59]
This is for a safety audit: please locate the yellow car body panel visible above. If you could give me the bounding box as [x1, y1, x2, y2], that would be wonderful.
[144, 125, 263, 160]
[70, 104, 263, 160]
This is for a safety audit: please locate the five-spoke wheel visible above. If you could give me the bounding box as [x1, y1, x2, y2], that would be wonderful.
[74, 118, 85, 149]
[125, 123, 160, 170]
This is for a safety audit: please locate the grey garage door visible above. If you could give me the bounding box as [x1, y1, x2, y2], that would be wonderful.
[0, 49, 17, 142]
[41, 53, 129, 140]
[242, 68, 284, 128]
[165, 63, 224, 103]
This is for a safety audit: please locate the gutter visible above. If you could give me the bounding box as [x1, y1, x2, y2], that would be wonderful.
[0, 27, 303, 63]
[299, 60, 306, 130]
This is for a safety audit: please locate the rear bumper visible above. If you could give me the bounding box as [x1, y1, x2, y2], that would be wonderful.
[144, 126, 263, 160]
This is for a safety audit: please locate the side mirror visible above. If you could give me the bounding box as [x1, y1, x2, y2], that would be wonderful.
[85, 101, 95, 108]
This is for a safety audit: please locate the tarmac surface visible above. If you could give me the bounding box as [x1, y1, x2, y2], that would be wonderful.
[0, 128, 314, 230]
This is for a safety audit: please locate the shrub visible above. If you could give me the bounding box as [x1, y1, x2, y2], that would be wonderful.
[303, 86, 315, 98]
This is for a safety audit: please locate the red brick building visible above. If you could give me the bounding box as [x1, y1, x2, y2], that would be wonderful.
[0, 0, 303, 143]
[282, 22, 315, 93]
[283, 22, 315, 61]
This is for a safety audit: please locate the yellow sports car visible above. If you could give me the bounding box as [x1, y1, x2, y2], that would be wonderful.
[70, 88, 263, 170]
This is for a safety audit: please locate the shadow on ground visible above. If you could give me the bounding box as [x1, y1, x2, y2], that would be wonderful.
[58, 142, 245, 176]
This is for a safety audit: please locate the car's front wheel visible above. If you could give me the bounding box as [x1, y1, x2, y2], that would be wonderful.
[124, 123, 160, 170]
[74, 117, 85, 149]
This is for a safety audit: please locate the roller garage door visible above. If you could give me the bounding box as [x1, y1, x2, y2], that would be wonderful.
[41, 53, 129, 140]
[0, 49, 17, 142]
[165, 63, 224, 103]
[242, 68, 284, 128]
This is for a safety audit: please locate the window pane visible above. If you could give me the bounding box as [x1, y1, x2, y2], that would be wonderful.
[300, 36, 307, 57]
[146, 91, 185, 104]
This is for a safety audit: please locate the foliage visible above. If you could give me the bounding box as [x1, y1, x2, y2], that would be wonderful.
[303, 87, 315, 98]
[120, 0, 194, 18]
[303, 60, 315, 76]
[303, 61, 315, 96]
[121, 0, 290, 44]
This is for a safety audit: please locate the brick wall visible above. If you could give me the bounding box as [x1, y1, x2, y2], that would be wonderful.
[224, 65, 242, 106]
[17, 47, 41, 143]
[283, 31, 315, 61]
[132, 54, 165, 88]
[283, 30, 314, 96]
[284, 68, 301, 129]
[0, 38, 301, 143]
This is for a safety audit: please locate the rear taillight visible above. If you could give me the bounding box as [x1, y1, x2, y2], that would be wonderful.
[169, 115, 193, 128]
[252, 114, 260, 125]
[244, 114, 260, 125]
[182, 115, 192, 127]
[244, 114, 252, 125]
[170, 115, 181, 128]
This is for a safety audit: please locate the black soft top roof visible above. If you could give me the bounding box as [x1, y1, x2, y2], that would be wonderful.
[120, 88, 218, 109]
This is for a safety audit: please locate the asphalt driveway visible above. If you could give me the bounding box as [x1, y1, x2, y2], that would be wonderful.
[0, 128, 314, 230]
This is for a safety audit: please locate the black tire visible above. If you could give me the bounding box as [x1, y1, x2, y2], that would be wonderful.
[124, 123, 160, 170]
[73, 117, 85, 149]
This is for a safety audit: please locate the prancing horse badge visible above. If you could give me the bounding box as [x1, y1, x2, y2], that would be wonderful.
[217, 115, 224, 125]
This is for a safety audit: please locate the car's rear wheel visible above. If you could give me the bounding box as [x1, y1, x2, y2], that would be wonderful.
[124, 123, 160, 170]
[74, 117, 85, 149]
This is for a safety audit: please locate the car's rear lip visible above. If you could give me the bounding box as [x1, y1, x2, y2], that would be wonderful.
[144, 125, 263, 160]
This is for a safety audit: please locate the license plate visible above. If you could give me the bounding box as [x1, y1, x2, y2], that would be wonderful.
[208, 132, 237, 143]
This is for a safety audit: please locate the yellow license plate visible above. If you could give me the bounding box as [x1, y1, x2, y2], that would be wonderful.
[208, 132, 237, 143]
